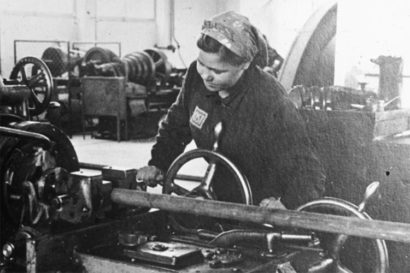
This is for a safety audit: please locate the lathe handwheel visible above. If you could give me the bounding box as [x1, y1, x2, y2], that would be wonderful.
[9, 57, 54, 116]
[297, 198, 388, 273]
[163, 149, 252, 231]
[163, 149, 253, 205]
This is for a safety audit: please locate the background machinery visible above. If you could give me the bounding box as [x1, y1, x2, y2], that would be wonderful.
[35, 43, 186, 140]
[78, 46, 186, 140]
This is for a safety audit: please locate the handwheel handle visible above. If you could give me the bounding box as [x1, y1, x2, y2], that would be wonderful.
[358, 181, 380, 212]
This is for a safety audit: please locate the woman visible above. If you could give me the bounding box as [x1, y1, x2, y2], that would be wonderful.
[137, 11, 325, 209]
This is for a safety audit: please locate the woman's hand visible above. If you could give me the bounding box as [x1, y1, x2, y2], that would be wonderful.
[259, 197, 287, 210]
[136, 166, 164, 187]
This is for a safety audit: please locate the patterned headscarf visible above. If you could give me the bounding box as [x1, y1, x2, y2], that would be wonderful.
[201, 11, 270, 67]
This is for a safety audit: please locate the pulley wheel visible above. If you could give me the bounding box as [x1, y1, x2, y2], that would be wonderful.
[144, 48, 172, 82]
[83, 47, 120, 65]
[41, 47, 68, 77]
[123, 53, 144, 83]
[123, 51, 155, 85]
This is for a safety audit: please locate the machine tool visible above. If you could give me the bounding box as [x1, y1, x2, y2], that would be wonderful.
[18, 44, 185, 138]
[1, 56, 410, 273]
[72, 46, 184, 140]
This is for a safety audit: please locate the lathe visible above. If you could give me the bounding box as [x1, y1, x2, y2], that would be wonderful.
[1, 56, 410, 273]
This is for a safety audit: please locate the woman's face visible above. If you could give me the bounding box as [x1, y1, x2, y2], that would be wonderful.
[196, 50, 249, 92]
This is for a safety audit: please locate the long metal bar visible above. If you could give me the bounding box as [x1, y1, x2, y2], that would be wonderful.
[111, 189, 410, 244]
[79, 162, 109, 170]
[0, 126, 51, 148]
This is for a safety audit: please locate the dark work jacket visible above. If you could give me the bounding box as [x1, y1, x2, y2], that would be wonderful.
[149, 61, 325, 208]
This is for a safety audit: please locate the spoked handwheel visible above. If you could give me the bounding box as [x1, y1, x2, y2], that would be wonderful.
[163, 149, 253, 204]
[162, 122, 253, 231]
[9, 57, 54, 116]
[163, 148, 253, 232]
[297, 182, 389, 273]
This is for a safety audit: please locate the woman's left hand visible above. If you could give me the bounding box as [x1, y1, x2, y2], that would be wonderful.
[259, 197, 287, 210]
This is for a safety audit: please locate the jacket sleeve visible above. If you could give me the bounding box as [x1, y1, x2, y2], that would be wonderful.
[270, 98, 326, 209]
[148, 64, 195, 172]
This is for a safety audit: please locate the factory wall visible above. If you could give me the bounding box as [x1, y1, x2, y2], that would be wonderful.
[0, 0, 223, 75]
[159, 0, 222, 68]
[0, 0, 336, 80]
[169, 0, 335, 72]
[0, 0, 160, 74]
[0, 0, 78, 75]
[237, 0, 333, 65]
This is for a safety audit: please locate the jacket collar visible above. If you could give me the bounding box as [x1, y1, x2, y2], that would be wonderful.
[202, 65, 255, 109]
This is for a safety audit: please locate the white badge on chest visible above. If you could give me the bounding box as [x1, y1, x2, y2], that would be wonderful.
[190, 106, 208, 129]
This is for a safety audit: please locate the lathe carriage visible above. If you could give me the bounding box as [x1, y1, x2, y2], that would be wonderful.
[1, 56, 410, 273]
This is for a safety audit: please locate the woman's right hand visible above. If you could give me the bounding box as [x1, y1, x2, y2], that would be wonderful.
[136, 166, 164, 187]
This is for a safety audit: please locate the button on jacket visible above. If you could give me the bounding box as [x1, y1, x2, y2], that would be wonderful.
[149, 61, 325, 209]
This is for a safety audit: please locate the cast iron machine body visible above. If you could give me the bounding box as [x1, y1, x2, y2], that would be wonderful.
[0, 57, 139, 270]
[0, 106, 407, 273]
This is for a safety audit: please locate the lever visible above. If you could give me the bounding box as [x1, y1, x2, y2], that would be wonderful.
[212, 121, 223, 152]
[358, 181, 380, 212]
[327, 181, 381, 262]
[195, 122, 223, 198]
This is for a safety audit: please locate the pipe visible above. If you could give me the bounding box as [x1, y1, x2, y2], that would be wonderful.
[0, 126, 51, 148]
[169, 0, 175, 47]
[209, 229, 313, 249]
[0, 85, 31, 105]
[209, 230, 270, 248]
[111, 189, 410, 244]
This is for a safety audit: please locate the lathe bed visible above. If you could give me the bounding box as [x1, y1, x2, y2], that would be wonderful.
[58, 210, 321, 273]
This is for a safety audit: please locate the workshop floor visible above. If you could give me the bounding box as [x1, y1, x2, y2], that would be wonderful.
[70, 134, 206, 193]
[70, 134, 157, 169]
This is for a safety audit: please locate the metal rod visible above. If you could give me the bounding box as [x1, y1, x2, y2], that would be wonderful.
[365, 73, 410, 78]
[0, 126, 50, 148]
[174, 174, 203, 182]
[79, 162, 110, 170]
[111, 189, 410, 244]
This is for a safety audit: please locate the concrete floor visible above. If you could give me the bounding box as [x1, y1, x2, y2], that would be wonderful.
[70, 134, 206, 183]
[70, 134, 156, 169]
[70, 134, 207, 195]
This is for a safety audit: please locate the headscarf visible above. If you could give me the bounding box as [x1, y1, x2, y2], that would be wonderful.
[201, 11, 274, 68]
